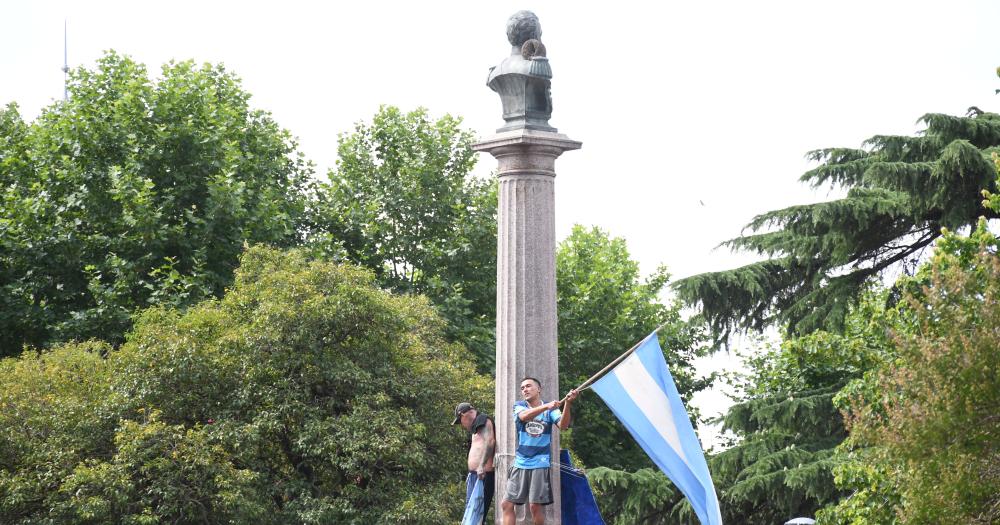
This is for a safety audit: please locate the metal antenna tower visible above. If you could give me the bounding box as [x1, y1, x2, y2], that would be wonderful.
[62, 19, 69, 100]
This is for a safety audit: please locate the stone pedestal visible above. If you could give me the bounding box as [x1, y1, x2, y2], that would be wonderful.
[474, 128, 580, 525]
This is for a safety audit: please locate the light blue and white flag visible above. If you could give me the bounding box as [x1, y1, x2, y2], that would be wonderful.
[461, 476, 485, 525]
[590, 332, 723, 525]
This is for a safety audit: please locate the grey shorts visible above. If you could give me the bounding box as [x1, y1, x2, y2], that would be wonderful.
[504, 466, 552, 505]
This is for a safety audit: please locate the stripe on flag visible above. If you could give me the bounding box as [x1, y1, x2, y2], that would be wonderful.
[591, 333, 723, 525]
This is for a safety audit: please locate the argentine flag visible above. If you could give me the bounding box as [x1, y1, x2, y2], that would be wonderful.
[591, 333, 723, 525]
[461, 477, 485, 525]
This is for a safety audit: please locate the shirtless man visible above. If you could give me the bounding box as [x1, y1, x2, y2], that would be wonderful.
[454, 402, 496, 524]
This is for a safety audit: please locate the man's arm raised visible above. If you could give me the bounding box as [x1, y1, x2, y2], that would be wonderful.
[557, 389, 579, 430]
[517, 400, 561, 422]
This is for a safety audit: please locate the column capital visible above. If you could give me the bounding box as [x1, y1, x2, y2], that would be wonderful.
[474, 129, 581, 178]
[474, 128, 581, 154]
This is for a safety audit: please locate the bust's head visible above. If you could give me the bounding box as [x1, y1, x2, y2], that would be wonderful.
[506, 11, 541, 47]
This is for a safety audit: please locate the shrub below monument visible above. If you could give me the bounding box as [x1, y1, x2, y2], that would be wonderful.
[0, 246, 489, 524]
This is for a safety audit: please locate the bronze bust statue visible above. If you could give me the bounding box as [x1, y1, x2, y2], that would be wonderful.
[486, 11, 555, 132]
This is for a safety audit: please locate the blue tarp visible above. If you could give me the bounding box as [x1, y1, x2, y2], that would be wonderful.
[560, 450, 606, 525]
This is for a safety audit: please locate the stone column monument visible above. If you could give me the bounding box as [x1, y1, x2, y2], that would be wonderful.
[473, 11, 581, 525]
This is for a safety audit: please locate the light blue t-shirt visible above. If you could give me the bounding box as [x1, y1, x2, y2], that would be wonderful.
[512, 400, 562, 469]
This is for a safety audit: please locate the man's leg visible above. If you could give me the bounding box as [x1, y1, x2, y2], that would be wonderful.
[528, 503, 545, 525]
[501, 499, 516, 525]
[525, 466, 552, 525]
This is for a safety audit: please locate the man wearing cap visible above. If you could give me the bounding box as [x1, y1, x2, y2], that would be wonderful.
[500, 377, 578, 525]
[454, 402, 496, 524]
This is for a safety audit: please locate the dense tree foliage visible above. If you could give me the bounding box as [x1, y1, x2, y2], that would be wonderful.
[309, 106, 497, 370]
[588, 467, 678, 525]
[0, 52, 313, 356]
[0, 247, 490, 524]
[556, 225, 713, 471]
[707, 315, 888, 524]
[820, 182, 1000, 524]
[675, 108, 1000, 341]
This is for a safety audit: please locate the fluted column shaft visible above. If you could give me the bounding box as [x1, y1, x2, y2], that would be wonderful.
[474, 129, 580, 525]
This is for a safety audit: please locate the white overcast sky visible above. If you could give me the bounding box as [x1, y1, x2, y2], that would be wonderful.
[4, 0, 1000, 440]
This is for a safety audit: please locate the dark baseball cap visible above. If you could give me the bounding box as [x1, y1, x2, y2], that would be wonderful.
[452, 402, 473, 424]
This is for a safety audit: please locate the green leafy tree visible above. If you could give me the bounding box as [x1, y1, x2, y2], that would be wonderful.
[0, 341, 115, 522]
[588, 467, 678, 524]
[815, 447, 902, 525]
[556, 225, 713, 471]
[675, 108, 1000, 340]
[0, 246, 491, 524]
[0, 52, 314, 356]
[820, 172, 1000, 524]
[707, 324, 884, 524]
[310, 106, 497, 369]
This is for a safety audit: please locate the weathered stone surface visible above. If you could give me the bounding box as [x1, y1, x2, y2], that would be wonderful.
[474, 128, 580, 525]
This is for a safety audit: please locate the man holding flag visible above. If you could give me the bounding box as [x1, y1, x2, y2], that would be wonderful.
[492, 329, 722, 525]
[500, 377, 578, 525]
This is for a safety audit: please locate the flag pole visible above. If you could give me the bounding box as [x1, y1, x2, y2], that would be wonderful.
[558, 321, 671, 404]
